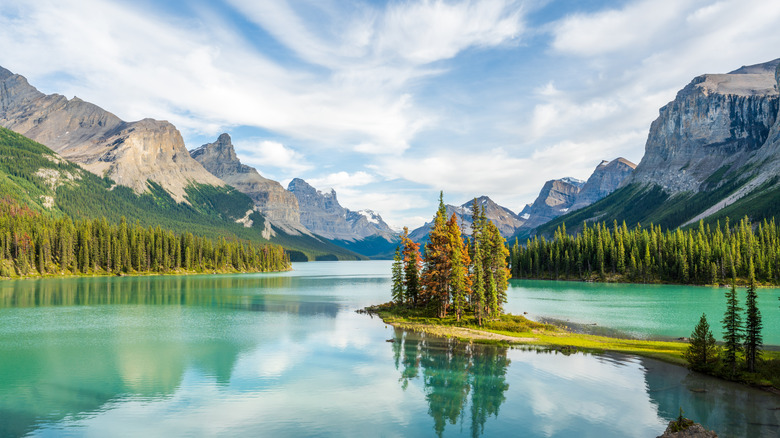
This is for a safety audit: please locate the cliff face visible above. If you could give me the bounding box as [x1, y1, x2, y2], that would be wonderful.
[520, 177, 585, 229]
[627, 59, 780, 193]
[570, 158, 636, 211]
[190, 134, 307, 234]
[408, 196, 524, 242]
[0, 66, 224, 202]
[287, 178, 396, 241]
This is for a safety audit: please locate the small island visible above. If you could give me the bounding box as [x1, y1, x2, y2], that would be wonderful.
[369, 194, 780, 394]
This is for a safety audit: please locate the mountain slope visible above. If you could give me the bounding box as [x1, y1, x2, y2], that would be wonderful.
[0, 66, 224, 202]
[409, 196, 524, 242]
[570, 158, 636, 211]
[190, 133, 309, 235]
[534, 59, 780, 237]
[287, 178, 398, 257]
[0, 126, 360, 261]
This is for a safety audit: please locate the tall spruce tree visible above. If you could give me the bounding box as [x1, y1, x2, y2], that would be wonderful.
[400, 227, 422, 306]
[744, 259, 763, 372]
[447, 214, 471, 322]
[684, 313, 719, 373]
[391, 246, 405, 305]
[721, 280, 743, 376]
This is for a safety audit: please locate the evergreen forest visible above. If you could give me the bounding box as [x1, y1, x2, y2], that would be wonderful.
[391, 196, 510, 324]
[510, 217, 780, 285]
[0, 199, 289, 278]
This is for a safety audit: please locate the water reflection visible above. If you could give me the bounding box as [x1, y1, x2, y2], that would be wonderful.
[392, 328, 510, 437]
[643, 359, 780, 437]
[0, 275, 341, 317]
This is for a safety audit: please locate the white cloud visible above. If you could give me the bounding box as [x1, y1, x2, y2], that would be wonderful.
[234, 140, 312, 177]
[307, 171, 377, 191]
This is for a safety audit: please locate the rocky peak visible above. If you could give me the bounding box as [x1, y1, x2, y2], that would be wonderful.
[627, 59, 780, 194]
[408, 196, 524, 241]
[288, 178, 395, 241]
[519, 177, 584, 230]
[0, 65, 224, 202]
[191, 134, 306, 234]
[0, 66, 12, 81]
[570, 157, 636, 211]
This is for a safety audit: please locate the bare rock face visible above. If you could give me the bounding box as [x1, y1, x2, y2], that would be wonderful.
[0, 66, 224, 202]
[627, 59, 780, 193]
[570, 158, 636, 211]
[288, 178, 396, 241]
[408, 196, 524, 242]
[521, 177, 585, 229]
[190, 133, 307, 234]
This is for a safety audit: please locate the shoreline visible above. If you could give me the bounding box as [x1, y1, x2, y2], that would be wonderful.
[0, 266, 293, 281]
[511, 276, 780, 288]
[369, 306, 780, 394]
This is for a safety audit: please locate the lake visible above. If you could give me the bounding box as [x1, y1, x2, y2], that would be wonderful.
[0, 261, 778, 437]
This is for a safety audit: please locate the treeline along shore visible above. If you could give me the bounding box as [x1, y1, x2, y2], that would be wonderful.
[0, 199, 290, 278]
[510, 217, 780, 285]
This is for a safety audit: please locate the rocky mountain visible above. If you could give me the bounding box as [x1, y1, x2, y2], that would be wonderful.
[627, 59, 779, 194]
[519, 177, 585, 230]
[409, 196, 525, 242]
[190, 133, 309, 235]
[570, 158, 636, 211]
[287, 178, 398, 257]
[535, 58, 780, 236]
[0, 66, 224, 202]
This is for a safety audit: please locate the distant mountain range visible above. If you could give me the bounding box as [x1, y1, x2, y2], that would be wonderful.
[2, 58, 779, 258]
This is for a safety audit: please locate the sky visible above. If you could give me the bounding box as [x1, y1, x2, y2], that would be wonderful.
[1, 0, 780, 229]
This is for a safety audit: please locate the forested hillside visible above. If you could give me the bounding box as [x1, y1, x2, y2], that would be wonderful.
[511, 217, 780, 285]
[0, 127, 359, 261]
[0, 200, 289, 277]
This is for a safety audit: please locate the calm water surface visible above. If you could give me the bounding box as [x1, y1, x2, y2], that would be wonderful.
[0, 261, 778, 437]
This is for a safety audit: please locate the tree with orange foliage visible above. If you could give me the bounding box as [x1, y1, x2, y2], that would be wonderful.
[422, 193, 452, 317]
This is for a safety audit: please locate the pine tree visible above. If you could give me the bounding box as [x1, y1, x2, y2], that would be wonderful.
[391, 246, 405, 305]
[683, 313, 719, 372]
[400, 227, 422, 306]
[722, 280, 743, 376]
[744, 260, 763, 373]
[472, 240, 486, 326]
[447, 214, 471, 321]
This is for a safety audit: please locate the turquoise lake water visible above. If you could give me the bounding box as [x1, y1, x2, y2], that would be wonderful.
[0, 261, 777, 437]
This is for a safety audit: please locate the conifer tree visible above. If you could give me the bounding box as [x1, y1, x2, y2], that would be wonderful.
[423, 193, 452, 317]
[447, 214, 471, 321]
[400, 227, 422, 306]
[722, 280, 743, 376]
[472, 240, 486, 326]
[744, 259, 763, 373]
[684, 313, 719, 372]
[391, 246, 405, 305]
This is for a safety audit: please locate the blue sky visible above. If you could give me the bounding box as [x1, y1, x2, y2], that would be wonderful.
[1, 0, 779, 229]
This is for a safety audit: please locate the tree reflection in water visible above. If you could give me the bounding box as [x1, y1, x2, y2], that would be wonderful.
[391, 327, 510, 437]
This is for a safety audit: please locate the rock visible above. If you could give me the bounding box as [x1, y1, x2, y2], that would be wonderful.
[287, 178, 396, 241]
[0, 66, 224, 202]
[625, 59, 780, 194]
[570, 158, 636, 211]
[657, 419, 718, 438]
[408, 195, 525, 241]
[519, 177, 585, 229]
[190, 133, 308, 235]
